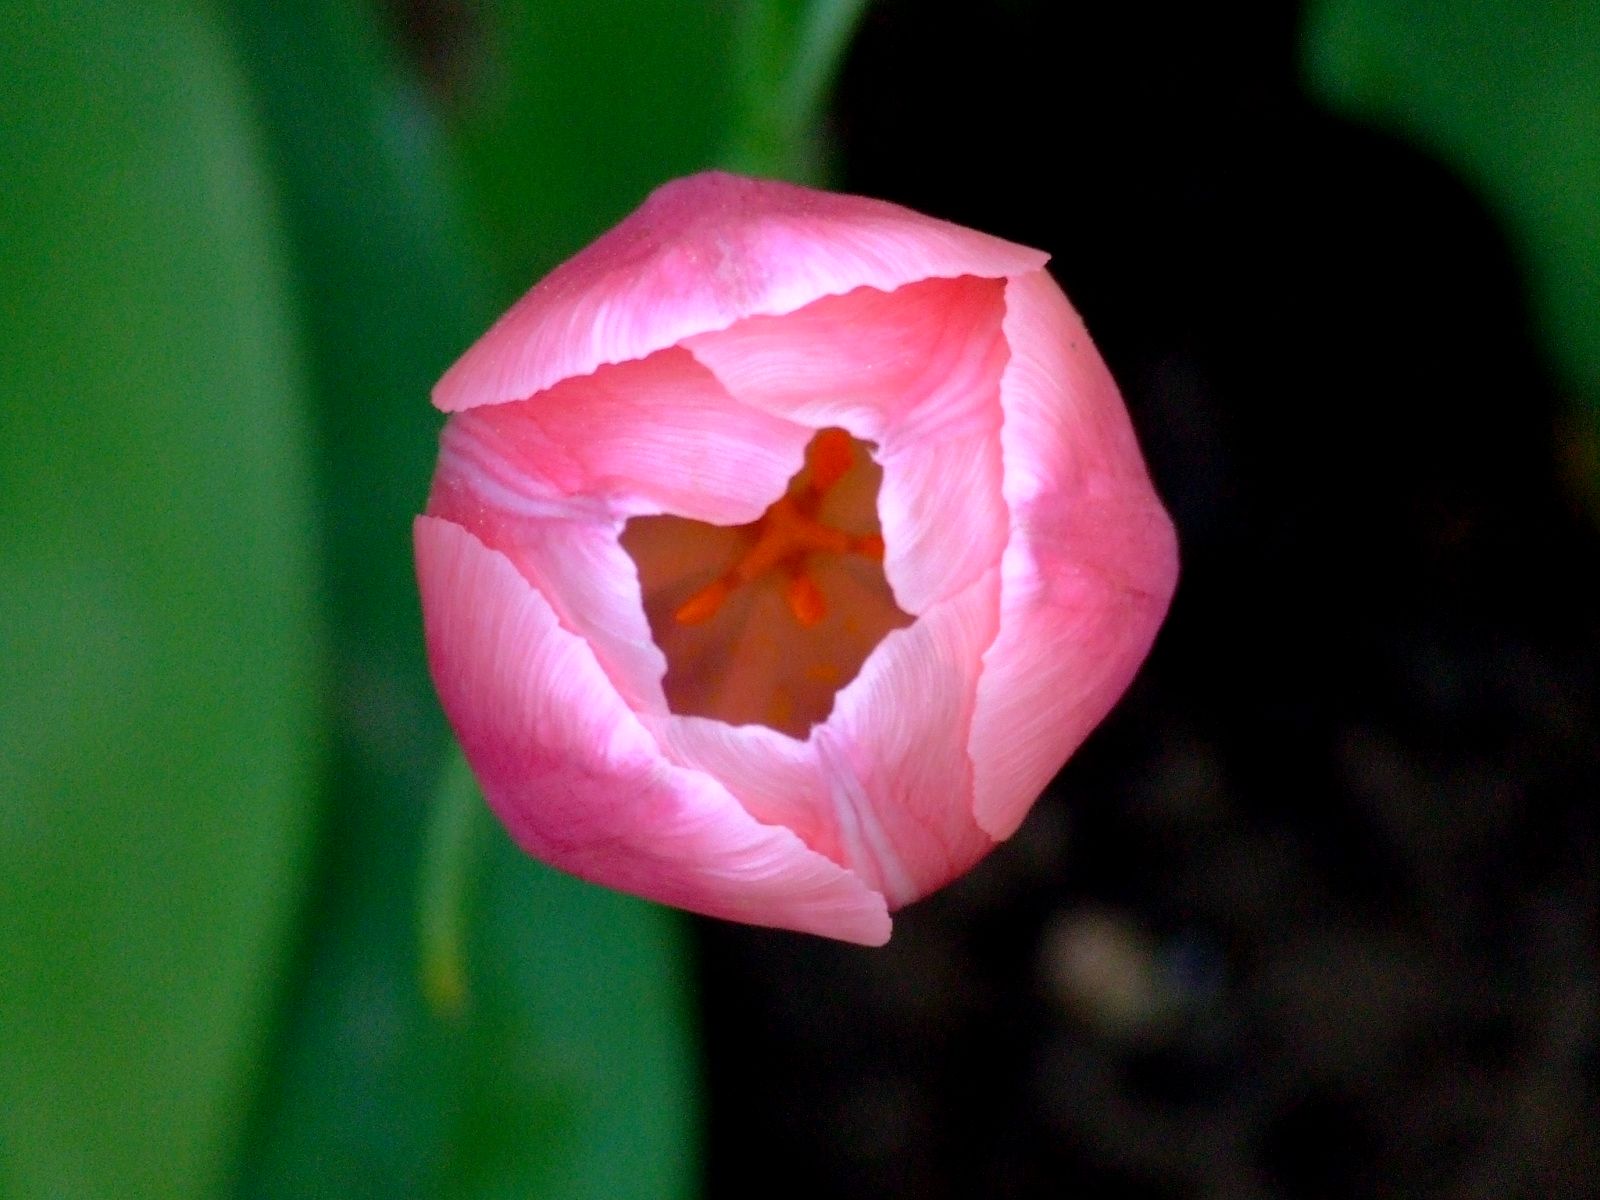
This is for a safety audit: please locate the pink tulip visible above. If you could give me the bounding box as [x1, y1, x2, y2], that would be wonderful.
[415, 172, 1177, 945]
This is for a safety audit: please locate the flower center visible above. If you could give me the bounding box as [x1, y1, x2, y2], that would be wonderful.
[671, 428, 887, 629]
[621, 427, 912, 738]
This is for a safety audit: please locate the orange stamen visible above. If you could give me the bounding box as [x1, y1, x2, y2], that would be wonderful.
[807, 427, 855, 493]
[672, 428, 884, 628]
[851, 533, 885, 561]
[786, 573, 827, 627]
[674, 576, 733, 625]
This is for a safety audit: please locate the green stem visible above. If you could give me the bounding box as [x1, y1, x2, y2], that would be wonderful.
[417, 742, 482, 1018]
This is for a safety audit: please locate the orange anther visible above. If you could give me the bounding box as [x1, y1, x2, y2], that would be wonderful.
[670, 430, 883, 631]
[674, 576, 733, 625]
[851, 533, 885, 561]
[785, 572, 828, 628]
[806, 427, 855, 493]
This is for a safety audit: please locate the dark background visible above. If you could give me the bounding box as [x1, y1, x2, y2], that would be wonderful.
[700, 3, 1600, 1196]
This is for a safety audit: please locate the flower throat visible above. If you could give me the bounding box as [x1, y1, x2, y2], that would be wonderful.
[621, 428, 912, 738]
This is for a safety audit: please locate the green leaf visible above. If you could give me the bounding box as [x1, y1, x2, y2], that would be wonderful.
[449, 0, 870, 292]
[220, 3, 700, 1197]
[0, 1, 324, 1197]
[1301, 0, 1600, 417]
[450, 0, 743, 284]
[217, 2, 486, 1193]
[725, 0, 874, 182]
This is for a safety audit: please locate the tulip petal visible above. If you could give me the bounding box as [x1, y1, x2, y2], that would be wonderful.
[433, 172, 1045, 413]
[875, 427, 1007, 616]
[434, 346, 812, 525]
[415, 515, 893, 944]
[969, 271, 1179, 840]
[685, 275, 1013, 613]
[421, 500, 672, 717]
[681, 276, 1007, 439]
[812, 569, 1003, 906]
[426, 347, 819, 716]
[649, 716, 843, 865]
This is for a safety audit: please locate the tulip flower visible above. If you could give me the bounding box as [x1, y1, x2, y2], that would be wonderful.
[416, 172, 1177, 944]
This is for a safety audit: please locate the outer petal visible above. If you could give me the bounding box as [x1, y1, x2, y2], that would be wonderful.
[969, 271, 1179, 840]
[433, 172, 1045, 413]
[415, 515, 892, 944]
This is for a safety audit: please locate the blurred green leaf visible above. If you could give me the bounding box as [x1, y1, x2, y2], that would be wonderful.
[1302, 0, 1600, 416]
[450, 0, 742, 284]
[450, 0, 869, 294]
[0, 1, 324, 1197]
[726, 0, 873, 181]
[219, 0, 483, 1188]
[221, 2, 699, 1197]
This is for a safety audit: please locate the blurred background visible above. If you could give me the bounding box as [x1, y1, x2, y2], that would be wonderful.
[2, 1, 1597, 1198]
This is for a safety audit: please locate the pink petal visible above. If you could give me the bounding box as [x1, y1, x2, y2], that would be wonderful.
[648, 716, 844, 865]
[681, 275, 1007, 440]
[811, 569, 1003, 906]
[433, 172, 1046, 413]
[969, 271, 1179, 840]
[415, 515, 893, 944]
[423, 501, 670, 717]
[684, 275, 1013, 614]
[434, 347, 811, 525]
[876, 426, 1007, 616]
